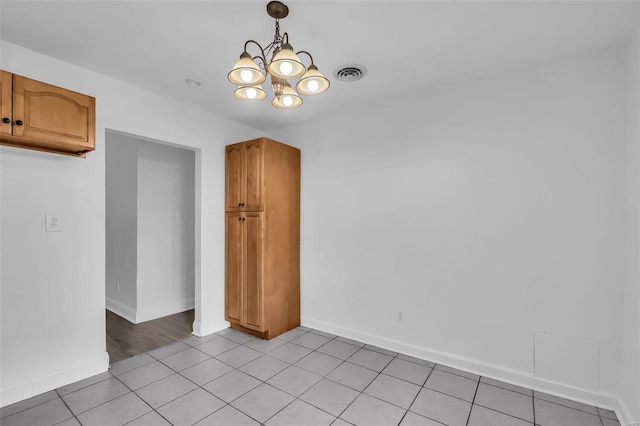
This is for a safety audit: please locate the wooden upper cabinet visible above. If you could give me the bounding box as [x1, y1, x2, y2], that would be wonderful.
[0, 70, 95, 157]
[225, 139, 265, 212]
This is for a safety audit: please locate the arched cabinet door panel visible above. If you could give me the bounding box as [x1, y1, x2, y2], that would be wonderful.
[243, 140, 264, 212]
[0, 70, 95, 157]
[225, 143, 245, 211]
[225, 139, 265, 212]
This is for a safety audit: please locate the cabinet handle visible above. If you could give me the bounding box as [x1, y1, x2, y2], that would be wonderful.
[2, 118, 10, 124]
[238, 217, 242, 221]
[242, 217, 246, 221]
[15, 120, 23, 126]
[241, 203, 245, 207]
[238, 203, 242, 207]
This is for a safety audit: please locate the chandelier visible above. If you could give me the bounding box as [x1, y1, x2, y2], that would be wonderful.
[227, 1, 330, 110]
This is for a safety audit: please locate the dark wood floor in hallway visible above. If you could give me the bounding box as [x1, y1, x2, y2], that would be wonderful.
[106, 309, 194, 364]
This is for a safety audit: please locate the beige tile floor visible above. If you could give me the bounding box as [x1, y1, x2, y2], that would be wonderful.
[0, 326, 621, 426]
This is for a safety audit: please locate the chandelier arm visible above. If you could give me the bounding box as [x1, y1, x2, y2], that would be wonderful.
[250, 55, 267, 69]
[243, 39, 269, 68]
[263, 41, 276, 59]
[296, 50, 315, 66]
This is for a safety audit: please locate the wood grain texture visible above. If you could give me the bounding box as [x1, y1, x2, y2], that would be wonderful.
[263, 139, 301, 338]
[0, 71, 12, 136]
[244, 139, 264, 211]
[225, 212, 244, 325]
[225, 143, 244, 211]
[0, 70, 95, 157]
[224, 137, 300, 339]
[106, 309, 194, 364]
[243, 211, 264, 331]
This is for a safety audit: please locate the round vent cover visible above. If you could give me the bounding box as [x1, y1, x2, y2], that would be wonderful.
[334, 64, 367, 82]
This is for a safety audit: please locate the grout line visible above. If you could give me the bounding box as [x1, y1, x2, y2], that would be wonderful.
[0, 391, 63, 420]
[532, 386, 536, 425]
[396, 359, 433, 426]
[533, 394, 603, 418]
[434, 364, 480, 381]
[472, 404, 537, 425]
[109, 372, 174, 426]
[465, 372, 481, 426]
[421, 385, 480, 405]
[480, 379, 533, 398]
[53, 388, 81, 426]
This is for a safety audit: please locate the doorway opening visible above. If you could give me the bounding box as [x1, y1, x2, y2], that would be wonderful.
[105, 130, 197, 363]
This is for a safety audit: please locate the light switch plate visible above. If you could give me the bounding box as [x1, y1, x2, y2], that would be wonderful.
[45, 214, 62, 232]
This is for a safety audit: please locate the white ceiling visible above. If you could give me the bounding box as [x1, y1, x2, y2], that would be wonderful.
[1, 1, 638, 132]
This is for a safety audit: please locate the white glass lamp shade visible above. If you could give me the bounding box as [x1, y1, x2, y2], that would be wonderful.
[228, 52, 266, 86]
[234, 85, 267, 101]
[267, 43, 305, 79]
[296, 65, 330, 95]
[271, 84, 302, 109]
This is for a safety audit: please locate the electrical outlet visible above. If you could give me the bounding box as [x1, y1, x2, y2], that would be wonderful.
[45, 214, 62, 232]
[396, 312, 404, 323]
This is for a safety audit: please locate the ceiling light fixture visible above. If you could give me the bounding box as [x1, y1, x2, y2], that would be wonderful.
[228, 1, 330, 110]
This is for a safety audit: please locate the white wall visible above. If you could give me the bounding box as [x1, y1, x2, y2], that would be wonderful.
[105, 133, 196, 324]
[620, 27, 640, 424]
[105, 133, 138, 319]
[274, 44, 633, 419]
[137, 139, 195, 322]
[0, 40, 261, 406]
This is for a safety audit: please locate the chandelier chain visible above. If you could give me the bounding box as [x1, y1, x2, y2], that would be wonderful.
[274, 19, 283, 49]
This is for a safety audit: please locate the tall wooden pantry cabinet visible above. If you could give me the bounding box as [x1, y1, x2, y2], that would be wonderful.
[225, 137, 300, 339]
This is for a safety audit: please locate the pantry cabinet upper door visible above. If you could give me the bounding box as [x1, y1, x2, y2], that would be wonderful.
[244, 139, 264, 211]
[225, 143, 245, 211]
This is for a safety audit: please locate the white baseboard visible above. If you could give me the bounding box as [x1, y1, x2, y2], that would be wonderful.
[135, 298, 195, 323]
[105, 297, 136, 323]
[301, 316, 637, 426]
[192, 319, 229, 337]
[106, 297, 195, 324]
[617, 397, 639, 426]
[0, 352, 109, 408]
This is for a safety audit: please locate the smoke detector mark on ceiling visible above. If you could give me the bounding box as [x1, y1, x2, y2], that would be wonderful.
[334, 65, 367, 82]
[185, 78, 202, 87]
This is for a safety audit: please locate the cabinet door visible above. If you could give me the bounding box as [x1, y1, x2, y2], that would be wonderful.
[12, 75, 95, 149]
[225, 143, 245, 211]
[244, 140, 264, 211]
[225, 212, 244, 325]
[0, 71, 11, 136]
[243, 212, 264, 331]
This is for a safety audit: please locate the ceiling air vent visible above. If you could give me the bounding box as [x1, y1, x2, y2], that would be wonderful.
[334, 64, 367, 82]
